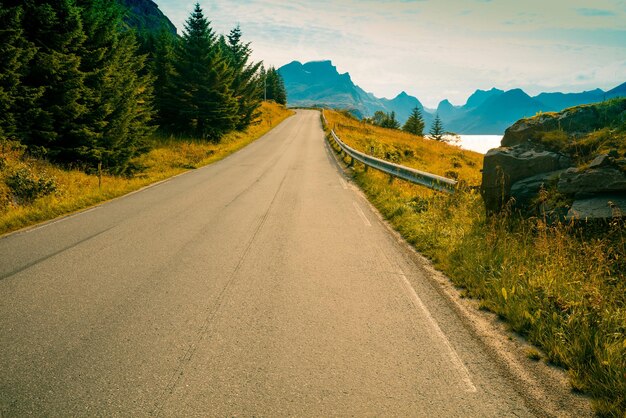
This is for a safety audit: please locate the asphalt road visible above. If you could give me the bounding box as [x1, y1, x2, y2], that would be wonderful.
[1, 110, 535, 416]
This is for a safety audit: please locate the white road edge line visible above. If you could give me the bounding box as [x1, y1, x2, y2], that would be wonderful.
[339, 178, 348, 189]
[26, 207, 100, 233]
[353, 201, 371, 227]
[398, 272, 478, 393]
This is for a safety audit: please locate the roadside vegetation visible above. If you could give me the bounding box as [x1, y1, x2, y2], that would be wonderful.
[0, 102, 292, 235]
[323, 109, 626, 417]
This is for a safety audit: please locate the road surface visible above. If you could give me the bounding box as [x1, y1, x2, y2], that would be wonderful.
[1, 110, 535, 416]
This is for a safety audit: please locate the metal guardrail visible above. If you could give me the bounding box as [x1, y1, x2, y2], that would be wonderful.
[321, 110, 457, 193]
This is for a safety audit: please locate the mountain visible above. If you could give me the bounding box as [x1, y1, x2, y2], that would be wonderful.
[380, 91, 427, 125]
[464, 88, 504, 109]
[439, 85, 625, 134]
[279, 59, 624, 134]
[606, 82, 626, 98]
[436, 99, 458, 120]
[278, 60, 363, 111]
[120, 0, 177, 35]
[278, 60, 431, 124]
[447, 89, 544, 134]
[533, 89, 604, 111]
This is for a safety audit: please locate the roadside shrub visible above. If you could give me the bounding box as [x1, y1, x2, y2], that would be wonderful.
[0, 183, 10, 211]
[6, 168, 57, 205]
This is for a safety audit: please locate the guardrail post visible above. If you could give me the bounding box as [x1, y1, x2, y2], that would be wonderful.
[388, 175, 394, 184]
[348, 156, 354, 167]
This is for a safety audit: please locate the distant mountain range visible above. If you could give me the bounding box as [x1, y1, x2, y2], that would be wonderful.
[278, 60, 626, 134]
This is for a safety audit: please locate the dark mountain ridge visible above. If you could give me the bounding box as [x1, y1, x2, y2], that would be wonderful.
[120, 0, 177, 35]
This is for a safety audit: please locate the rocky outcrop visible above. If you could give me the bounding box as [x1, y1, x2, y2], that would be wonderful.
[481, 144, 571, 213]
[480, 98, 626, 220]
[501, 105, 608, 147]
[558, 159, 626, 195]
[567, 194, 626, 220]
[509, 170, 565, 209]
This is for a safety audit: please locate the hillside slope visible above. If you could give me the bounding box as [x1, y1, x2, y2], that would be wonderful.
[120, 0, 177, 35]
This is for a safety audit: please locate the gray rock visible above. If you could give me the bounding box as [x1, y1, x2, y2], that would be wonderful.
[481, 145, 572, 212]
[566, 194, 626, 220]
[558, 167, 626, 195]
[588, 154, 612, 168]
[510, 170, 565, 208]
[502, 102, 626, 147]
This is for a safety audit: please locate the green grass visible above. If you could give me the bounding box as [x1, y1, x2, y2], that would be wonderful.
[324, 109, 626, 417]
[0, 102, 294, 235]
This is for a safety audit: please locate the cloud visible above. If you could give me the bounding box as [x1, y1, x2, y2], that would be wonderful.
[576, 8, 617, 17]
[155, 0, 626, 107]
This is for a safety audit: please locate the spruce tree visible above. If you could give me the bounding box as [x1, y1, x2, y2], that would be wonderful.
[264, 66, 287, 105]
[380, 111, 400, 129]
[151, 28, 179, 130]
[402, 106, 425, 136]
[18, 0, 88, 161]
[370, 111, 400, 129]
[429, 113, 445, 141]
[223, 25, 262, 130]
[0, 4, 38, 140]
[77, 0, 155, 174]
[173, 3, 238, 141]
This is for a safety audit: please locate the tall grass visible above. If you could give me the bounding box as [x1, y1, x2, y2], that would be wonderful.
[0, 102, 293, 235]
[325, 109, 626, 417]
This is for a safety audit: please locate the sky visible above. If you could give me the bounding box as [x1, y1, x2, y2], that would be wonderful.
[155, 0, 626, 108]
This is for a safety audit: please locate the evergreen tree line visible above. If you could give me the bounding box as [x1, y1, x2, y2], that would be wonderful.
[365, 106, 449, 142]
[0, 1, 286, 175]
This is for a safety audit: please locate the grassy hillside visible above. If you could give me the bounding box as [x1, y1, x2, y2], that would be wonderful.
[326, 110, 482, 183]
[324, 109, 625, 417]
[0, 102, 293, 236]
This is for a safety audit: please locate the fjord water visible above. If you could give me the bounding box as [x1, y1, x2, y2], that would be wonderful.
[457, 135, 503, 154]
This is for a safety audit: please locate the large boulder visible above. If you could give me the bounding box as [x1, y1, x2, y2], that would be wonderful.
[567, 194, 626, 220]
[481, 98, 626, 219]
[510, 170, 566, 208]
[481, 144, 571, 213]
[558, 165, 626, 196]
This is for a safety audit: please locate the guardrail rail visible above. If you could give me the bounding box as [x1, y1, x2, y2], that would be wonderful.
[321, 110, 457, 193]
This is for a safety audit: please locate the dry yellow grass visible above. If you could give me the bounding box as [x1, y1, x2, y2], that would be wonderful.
[324, 109, 483, 186]
[0, 102, 293, 235]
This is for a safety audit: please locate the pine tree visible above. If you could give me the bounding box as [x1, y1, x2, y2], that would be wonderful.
[17, 0, 88, 161]
[402, 106, 425, 136]
[370, 110, 400, 129]
[429, 113, 445, 141]
[264, 66, 287, 105]
[223, 25, 262, 130]
[380, 111, 400, 129]
[0, 4, 38, 140]
[173, 3, 238, 141]
[151, 28, 179, 130]
[77, 0, 155, 174]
